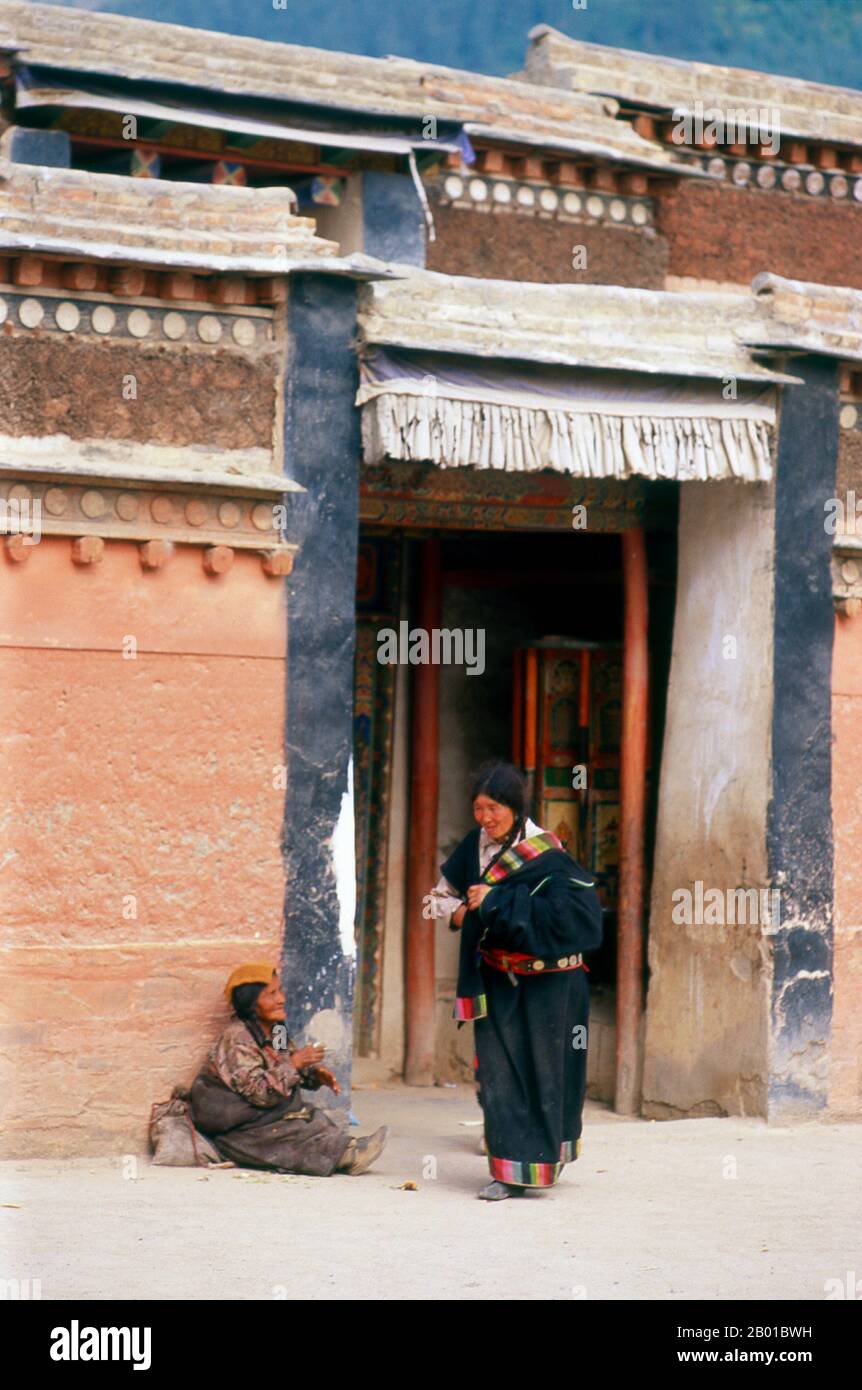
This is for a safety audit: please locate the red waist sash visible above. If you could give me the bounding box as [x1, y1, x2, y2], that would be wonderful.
[480, 947, 587, 976]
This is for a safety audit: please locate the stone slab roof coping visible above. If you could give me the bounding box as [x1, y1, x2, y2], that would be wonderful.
[0, 1, 706, 178]
[0, 159, 394, 277]
[525, 24, 862, 149]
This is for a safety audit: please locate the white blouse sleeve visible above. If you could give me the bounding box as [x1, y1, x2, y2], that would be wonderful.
[425, 874, 464, 920]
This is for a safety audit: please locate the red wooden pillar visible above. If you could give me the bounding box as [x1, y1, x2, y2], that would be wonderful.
[616, 528, 649, 1114]
[404, 538, 441, 1086]
[523, 647, 538, 816]
[511, 647, 523, 764]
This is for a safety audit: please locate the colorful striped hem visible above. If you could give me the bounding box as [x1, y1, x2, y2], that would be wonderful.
[560, 1138, 583, 1162]
[488, 1155, 562, 1187]
[453, 993, 487, 1022]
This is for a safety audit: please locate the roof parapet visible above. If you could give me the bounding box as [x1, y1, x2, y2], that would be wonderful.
[357, 266, 798, 384]
[525, 25, 862, 150]
[0, 159, 391, 277]
[0, 1, 704, 178]
[749, 272, 862, 360]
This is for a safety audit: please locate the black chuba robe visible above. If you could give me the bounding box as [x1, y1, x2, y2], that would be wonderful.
[442, 829, 603, 1187]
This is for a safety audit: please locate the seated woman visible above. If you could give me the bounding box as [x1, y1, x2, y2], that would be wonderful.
[190, 962, 388, 1177]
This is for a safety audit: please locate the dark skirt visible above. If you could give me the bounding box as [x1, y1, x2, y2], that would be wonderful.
[190, 1073, 350, 1177]
[475, 962, 589, 1187]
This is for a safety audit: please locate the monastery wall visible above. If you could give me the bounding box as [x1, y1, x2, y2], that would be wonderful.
[0, 540, 287, 1156]
[0, 225, 295, 1154]
[426, 202, 667, 288]
[836, 425, 862, 498]
[0, 277, 282, 462]
[0, 334, 276, 453]
[657, 180, 862, 290]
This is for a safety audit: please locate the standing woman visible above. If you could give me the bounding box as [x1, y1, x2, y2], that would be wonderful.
[428, 761, 602, 1200]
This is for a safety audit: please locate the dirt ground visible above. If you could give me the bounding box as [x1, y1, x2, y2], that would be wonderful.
[2, 1084, 859, 1302]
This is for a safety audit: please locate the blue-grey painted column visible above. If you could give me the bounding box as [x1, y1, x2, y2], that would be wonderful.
[768, 354, 839, 1119]
[281, 274, 359, 1105]
[0, 127, 71, 167]
[361, 171, 426, 266]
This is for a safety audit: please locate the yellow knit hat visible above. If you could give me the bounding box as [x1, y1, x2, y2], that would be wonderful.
[223, 962, 277, 1002]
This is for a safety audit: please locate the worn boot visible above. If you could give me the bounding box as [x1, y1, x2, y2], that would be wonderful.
[340, 1125, 389, 1175]
[337, 1139, 358, 1172]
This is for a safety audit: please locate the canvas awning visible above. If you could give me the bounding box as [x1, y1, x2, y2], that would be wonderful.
[357, 349, 777, 484]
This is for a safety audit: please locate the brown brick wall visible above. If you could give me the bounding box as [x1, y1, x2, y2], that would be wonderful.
[837, 430, 862, 498]
[0, 335, 276, 450]
[427, 205, 668, 288]
[658, 181, 862, 289]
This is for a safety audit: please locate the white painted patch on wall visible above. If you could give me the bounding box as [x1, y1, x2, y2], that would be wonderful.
[307, 1007, 345, 1051]
[332, 755, 357, 958]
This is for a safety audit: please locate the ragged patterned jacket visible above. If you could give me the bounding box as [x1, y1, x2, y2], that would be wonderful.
[200, 1019, 322, 1107]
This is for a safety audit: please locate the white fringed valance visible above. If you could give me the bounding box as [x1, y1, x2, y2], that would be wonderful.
[357, 350, 776, 482]
[360, 391, 774, 483]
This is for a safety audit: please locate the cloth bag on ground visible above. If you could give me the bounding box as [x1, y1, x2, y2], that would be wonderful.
[149, 1086, 231, 1167]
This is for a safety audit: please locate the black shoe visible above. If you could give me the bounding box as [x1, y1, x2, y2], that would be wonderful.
[477, 1180, 523, 1201]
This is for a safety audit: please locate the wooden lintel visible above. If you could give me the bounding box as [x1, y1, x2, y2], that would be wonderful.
[13, 255, 45, 287]
[109, 267, 148, 297]
[256, 277, 288, 305]
[211, 276, 249, 305]
[161, 272, 198, 301]
[61, 263, 100, 292]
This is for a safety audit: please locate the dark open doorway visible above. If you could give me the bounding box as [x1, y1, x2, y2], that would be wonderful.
[352, 511, 677, 1100]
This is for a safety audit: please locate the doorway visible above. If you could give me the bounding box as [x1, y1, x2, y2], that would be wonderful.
[353, 517, 677, 1097]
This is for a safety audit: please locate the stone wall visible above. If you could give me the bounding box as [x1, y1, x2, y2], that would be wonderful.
[0, 285, 280, 460]
[427, 203, 667, 288]
[0, 540, 287, 1156]
[657, 181, 862, 290]
[837, 428, 862, 498]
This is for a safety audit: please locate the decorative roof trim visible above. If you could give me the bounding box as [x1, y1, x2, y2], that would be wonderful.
[0, 434, 301, 496]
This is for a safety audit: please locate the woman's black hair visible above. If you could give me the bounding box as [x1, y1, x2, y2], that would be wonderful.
[470, 759, 528, 867]
[470, 760, 527, 819]
[231, 981, 269, 1049]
